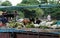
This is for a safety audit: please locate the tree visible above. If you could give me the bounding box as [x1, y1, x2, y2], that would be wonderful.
[1, 1, 12, 6]
[27, 8, 44, 18]
[47, 0, 59, 4]
[16, 0, 44, 18]
[41, 0, 48, 3]
[38, 0, 48, 4]
[44, 7, 60, 20]
[20, 8, 44, 18]
[22, 8, 36, 18]
[17, 0, 39, 6]
[35, 8, 44, 18]
[21, 0, 39, 5]
[0, 0, 2, 5]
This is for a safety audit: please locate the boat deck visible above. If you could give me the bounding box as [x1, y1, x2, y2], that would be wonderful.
[0, 28, 60, 38]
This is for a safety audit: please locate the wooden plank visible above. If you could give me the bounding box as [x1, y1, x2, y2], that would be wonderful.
[0, 33, 10, 38]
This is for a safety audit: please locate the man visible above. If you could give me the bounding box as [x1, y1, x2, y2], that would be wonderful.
[35, 18, 41, 24]
[14, 11, 19, 22]
[47, 14, 51, 21]
[0, 15, 8, 26]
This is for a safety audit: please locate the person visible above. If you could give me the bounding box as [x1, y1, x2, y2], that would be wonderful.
[0, 15, 8, 26]
[35, 18, 41, 24]
[2, 11, 10, 21]
[2, 11, 7, 17]
[14, 11, 19, 22]
[23, 18, 30, 25]
[29, 18, 35, 24]
[47, 14, 51, 21]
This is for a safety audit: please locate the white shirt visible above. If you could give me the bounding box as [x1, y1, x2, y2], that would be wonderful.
[47, 15, 51, 21]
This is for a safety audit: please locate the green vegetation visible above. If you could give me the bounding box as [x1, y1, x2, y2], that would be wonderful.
[9, 21, 16, 28]
[17, 0, 39, 6]
[39, 26, 50, 29]
[45, 8, 60, 20]
[8, 21, 24, 28]
[1, 1, 12, 6]
[26, 23, 35, 28]
[21, 8, 44, 18]
[0, 0, 60, 19]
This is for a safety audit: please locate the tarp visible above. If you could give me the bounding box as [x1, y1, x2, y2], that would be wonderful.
[0, 4, 59, 9]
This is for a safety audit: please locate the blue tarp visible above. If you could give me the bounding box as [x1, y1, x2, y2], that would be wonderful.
[0, 28, 60, 35]
[57, 21, 60, 25]
[0, 28, 26, 32]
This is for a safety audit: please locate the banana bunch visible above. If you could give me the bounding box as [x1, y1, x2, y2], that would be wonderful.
[15, 22, 25, 29]
[26, 23, 35, 28]
[9, 21, 16, 28]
